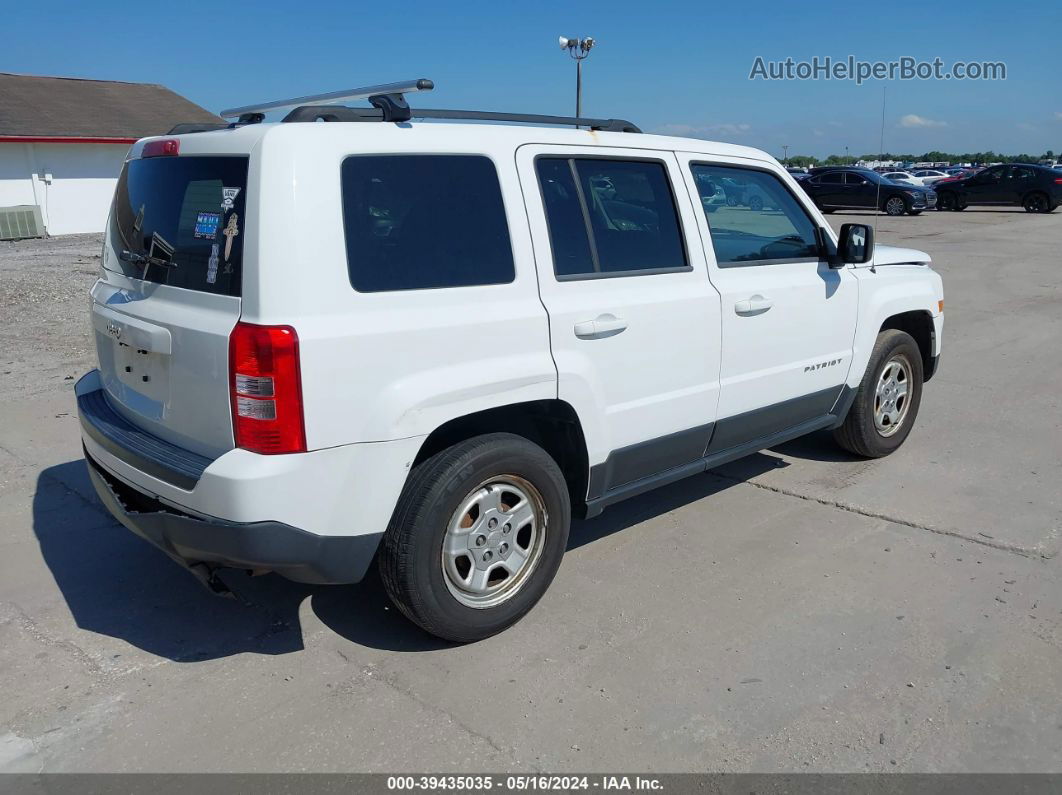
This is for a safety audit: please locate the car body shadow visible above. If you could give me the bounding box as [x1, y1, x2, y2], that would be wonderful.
[36, 451, 790, 657]
[33, 461, 314, 661]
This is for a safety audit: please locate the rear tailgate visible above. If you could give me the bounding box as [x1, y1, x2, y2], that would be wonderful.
[92, 150, 249, 460]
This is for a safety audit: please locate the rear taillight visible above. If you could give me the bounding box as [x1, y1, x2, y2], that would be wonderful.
[142, 138, 180, 158]
[1054, 178, 1062, 185]
[229, 322, 306, 454]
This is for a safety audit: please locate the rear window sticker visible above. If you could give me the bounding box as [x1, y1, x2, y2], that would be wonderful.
[222, 214, 239, 261]
[206, 243, 220, 284]
[221, 187, 241, 211]
[194, 211, 221, 239]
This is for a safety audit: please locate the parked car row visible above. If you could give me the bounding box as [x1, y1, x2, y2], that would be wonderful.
[798, 167, 937, 216]
[784, 164, 1060, 216]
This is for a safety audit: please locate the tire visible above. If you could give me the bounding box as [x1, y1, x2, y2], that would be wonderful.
[726, 194, 739, 207]
[1023, 192, 1050, 213]
[883, 195, 908, 216]
[748, 195, 764, 211]
[833, 330, 924, 458]
[378, 433, 570, 643]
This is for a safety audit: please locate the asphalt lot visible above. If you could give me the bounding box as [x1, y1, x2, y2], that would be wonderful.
[1, 208, 1060, 773]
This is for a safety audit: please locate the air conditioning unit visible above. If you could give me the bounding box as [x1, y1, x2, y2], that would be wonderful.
[0, 205, 45, 240]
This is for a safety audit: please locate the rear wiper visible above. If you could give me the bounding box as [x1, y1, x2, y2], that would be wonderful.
[120, 249, 177, 269]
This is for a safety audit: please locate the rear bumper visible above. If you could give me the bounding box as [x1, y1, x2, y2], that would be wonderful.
[76, 369, 423, 584]
[85, 451, 381, 584]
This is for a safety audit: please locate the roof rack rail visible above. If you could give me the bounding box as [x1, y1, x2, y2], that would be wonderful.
[217, 78, 641, 133]
[219, 79, 434, 120]
[279, 106, 641, 133]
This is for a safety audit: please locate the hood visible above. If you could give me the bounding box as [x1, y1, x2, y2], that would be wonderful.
[873, 244, 931, 267]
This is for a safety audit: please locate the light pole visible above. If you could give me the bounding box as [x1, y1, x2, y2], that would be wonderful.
[559, 36, 595, 118]
[782, 145, 789, 166]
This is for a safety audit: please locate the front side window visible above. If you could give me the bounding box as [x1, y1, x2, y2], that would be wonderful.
[536, 158, 688, 278]
[691, 164, 821, 266]
[978, 167, 1005, 183]
[845, 173, 869, 185]
[817, 172, 844, 185]
[341, 155, 515, 292]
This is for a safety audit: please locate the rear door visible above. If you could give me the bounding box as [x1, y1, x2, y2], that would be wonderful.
[812, 171, 845, 207]
[517, 145, 721, 494]
[93, 151, 249, 459]
[843, 171, 875, 208]
[1005, 165, 1037, 204]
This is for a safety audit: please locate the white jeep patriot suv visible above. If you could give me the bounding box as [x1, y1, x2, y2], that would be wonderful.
[77, 80, 943, 642]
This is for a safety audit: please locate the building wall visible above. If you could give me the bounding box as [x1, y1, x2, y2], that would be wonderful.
[0, 142, 129, 236]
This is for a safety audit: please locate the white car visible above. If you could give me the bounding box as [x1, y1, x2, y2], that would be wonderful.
[77, 79, 944, 642]
[882, 171, 923, 186]
[911, 169, 950, 185]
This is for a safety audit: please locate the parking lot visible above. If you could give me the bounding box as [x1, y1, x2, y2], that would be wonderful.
[1, 207, 1060, 773]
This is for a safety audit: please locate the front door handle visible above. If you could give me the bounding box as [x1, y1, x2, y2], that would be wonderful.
[574, 313, 628, 339]
[734, 295, 773, 316]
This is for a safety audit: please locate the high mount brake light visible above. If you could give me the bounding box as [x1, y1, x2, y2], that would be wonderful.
[142, 139, 180, 158]
[229, 322, 306, 454]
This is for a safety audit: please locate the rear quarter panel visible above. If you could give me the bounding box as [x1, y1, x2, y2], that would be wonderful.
[243, 124, 556, 449]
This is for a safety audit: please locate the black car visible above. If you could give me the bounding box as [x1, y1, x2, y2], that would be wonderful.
[934, 164, 1062, 213]
[799, 167, 936, 216]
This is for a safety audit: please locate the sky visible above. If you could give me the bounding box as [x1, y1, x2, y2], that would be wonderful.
[4, 0, 1061, 158]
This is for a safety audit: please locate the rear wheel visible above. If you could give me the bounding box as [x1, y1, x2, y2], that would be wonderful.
[1023, 192, 1050, 213]
[884, 195, 908, 216]
[379, 433, 570, 643]
[833, 330, 924, 458]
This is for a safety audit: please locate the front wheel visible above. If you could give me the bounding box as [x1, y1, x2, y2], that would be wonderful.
[883, 195, 908, 216]
[379, 433, 570, 643]
[833, 330, 924, 458]
[748, 195, 764, 211]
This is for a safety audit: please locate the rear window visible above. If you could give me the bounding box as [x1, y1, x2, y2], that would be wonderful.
[108, 155, 249, 297]
[340, 155, 515, 292]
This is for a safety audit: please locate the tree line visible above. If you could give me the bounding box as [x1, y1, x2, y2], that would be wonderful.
[784, 150, 1058, 167]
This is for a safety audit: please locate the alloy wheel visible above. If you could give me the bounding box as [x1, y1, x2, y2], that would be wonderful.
[441, 476, 547, 609]
[874, 355, 913, 437]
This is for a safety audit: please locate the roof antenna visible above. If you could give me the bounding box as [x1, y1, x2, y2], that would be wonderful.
[871, 84, 887, 273]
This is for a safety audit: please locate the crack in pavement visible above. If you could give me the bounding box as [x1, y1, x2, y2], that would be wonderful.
[0, 601, 104, 677]
[707, 472, 1057, 560]
[371, 668, 520, 765]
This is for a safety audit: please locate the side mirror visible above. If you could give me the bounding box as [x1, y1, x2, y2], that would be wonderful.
[837, 222, 874, 265]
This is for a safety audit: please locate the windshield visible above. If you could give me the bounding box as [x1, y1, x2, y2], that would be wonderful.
[108, 155, 249, 297]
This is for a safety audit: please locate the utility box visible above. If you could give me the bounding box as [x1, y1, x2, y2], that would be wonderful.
[0, 204, 45, 240]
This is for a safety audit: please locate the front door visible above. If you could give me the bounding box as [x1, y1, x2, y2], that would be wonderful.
[517, 145, 722, 496]
[680, 157, 859, 452]
[964, 165, 1008, 204]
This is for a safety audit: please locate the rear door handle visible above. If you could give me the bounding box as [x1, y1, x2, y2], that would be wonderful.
[734, 295, 773, 316]
[574, 313, 628, 339]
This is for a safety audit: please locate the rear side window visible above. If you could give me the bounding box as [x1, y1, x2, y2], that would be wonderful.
[536, 158, 689, 279]
[109, 155, 248, 296]
[341, 155, 515, 292]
